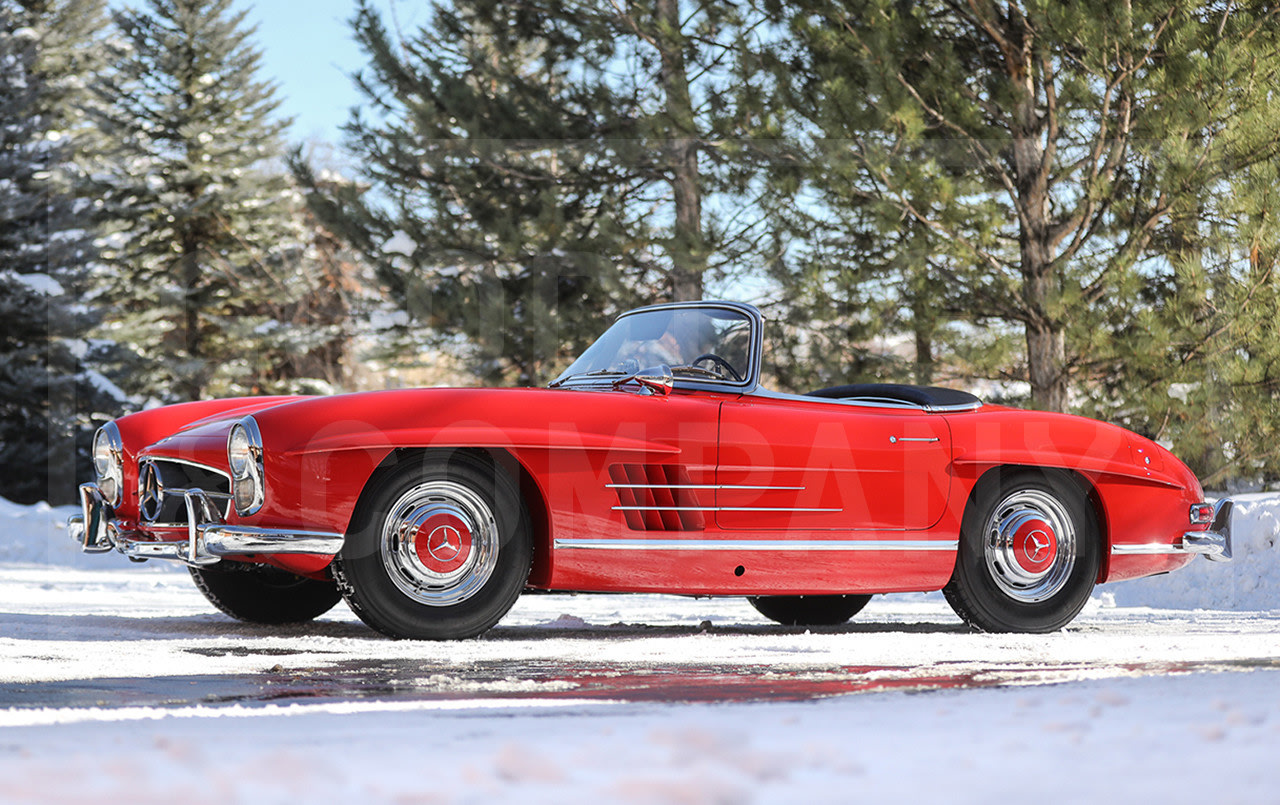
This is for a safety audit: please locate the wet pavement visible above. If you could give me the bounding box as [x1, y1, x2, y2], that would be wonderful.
[8, 566, 1280, 716]
[6, 656, 1280, 711]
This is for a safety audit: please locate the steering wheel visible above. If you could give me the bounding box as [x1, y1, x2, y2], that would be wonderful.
[691, 353, 743, 382]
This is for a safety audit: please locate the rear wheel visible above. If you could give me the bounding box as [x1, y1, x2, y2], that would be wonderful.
[943, 470, 1100, 633]
[747, 594, 872, 626]
[190, 563, 341, 624]
[333, 452, 532, 640]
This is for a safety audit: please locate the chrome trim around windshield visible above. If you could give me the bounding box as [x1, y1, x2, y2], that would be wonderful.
[553, 300, 764, 394]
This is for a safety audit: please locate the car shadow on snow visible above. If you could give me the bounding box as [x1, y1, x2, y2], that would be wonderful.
[0, 611, 372, 642]
[484, 620, 973, 641]
[1, 610, 968, 645]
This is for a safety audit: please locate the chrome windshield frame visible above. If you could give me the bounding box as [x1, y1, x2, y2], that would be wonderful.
[553, 301, 764, 394]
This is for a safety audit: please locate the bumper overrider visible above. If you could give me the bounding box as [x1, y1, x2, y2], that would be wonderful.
[66, 482, 345, 567]
[1181, 498, 1234, 561]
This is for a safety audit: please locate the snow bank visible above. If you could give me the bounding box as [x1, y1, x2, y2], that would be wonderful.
[4, 493, 1278, 609]
[0, 498, 168, 571]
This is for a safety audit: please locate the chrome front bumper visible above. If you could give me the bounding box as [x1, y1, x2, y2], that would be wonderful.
[1110, 499, 1234, 563]
[67, 483, 344, 568]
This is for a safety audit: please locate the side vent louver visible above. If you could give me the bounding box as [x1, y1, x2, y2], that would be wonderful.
[608, 464, 707, 531]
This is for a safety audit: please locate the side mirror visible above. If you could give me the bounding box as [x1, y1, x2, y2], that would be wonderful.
[613, 364, 674, 396]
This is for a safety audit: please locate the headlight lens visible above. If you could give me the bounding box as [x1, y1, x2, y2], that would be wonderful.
[92, 423, 123, 506]
[227, 417, 265, 516]
[228, 425, 253, 478]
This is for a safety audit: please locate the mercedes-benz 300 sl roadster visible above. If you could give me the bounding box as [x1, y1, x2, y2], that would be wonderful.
[68, 301, 1232, 639]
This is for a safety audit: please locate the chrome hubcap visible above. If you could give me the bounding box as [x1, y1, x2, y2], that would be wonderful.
[983, 489, 1076, 603]
[380, 481, 499, 606]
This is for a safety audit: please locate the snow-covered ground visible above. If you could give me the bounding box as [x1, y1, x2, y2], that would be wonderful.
[2, 496, 1280, 803]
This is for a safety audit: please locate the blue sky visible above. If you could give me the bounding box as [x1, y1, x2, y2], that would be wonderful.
[232, 0, 430, 145]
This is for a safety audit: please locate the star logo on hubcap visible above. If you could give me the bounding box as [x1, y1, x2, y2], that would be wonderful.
[1025, 531, 1052, 563]
[426, 525, 462, 562]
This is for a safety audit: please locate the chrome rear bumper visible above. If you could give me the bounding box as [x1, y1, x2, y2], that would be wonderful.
[67, 483, 343, 568]
[1110, 499, 1233, 563]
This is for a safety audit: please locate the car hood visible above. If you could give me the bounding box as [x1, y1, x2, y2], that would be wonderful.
[130, 385, 720, 465]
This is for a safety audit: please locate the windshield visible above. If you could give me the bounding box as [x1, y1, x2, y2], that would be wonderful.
[554, 306, 754, 386]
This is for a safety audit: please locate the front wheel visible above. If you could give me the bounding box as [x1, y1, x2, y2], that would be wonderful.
[747, 594, 872, 626]
[333, 452, 533, 640]
[943, 470, 1100, 633]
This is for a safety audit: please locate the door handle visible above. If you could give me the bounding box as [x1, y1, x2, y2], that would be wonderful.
[889, 436, 940, 444]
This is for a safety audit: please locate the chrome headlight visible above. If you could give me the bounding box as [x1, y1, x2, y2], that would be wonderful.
[227, 417, 264, 516]
[92, 422, 123, 506]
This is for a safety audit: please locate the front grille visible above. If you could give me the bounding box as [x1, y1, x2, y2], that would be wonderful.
[138, 458, 232, 525]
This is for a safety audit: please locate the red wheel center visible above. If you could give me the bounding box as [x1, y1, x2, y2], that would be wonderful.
[1012, 518, 1057, 574]
[413, 513, 472, 574]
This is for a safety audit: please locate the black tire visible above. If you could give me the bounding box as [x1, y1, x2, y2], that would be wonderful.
[747, 594, 872, 626]
[943, 469, 1100, 633]
[189, 563, 342, 624]
[333, 452, 533, 640]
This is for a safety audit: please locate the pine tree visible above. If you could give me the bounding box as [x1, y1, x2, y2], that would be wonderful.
[252, 188, 369, 395]
[295, 0, 774, 386]
[0, 0, 124, 504]
[1080, 159, 1280, 487]
[89, 0, 307, 402]
[768, 0, 1280, 428]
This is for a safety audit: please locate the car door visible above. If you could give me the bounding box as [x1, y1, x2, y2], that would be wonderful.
[716, 397, 952, 531]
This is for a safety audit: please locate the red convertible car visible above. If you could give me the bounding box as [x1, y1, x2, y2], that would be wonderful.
[69, 301, 1231, 639]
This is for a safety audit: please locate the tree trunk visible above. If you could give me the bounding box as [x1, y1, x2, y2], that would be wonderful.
[1003, 8, 1068, 412]
[911, 296, 935, 386]
[655, 0, 704, 302]
[1020, 237, 1069, 410]
[1025, 316, 1067, 411]
[179, 243, 204, 401]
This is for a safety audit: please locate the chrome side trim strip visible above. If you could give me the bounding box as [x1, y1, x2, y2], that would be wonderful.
[555, 538, 958, 552]
[1110, 544, 1188, 555]
[606, 483, 805, 491]
[613, 506, 842, 513]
